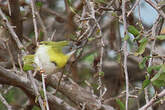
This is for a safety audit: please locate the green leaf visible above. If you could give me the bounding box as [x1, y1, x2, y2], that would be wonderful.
[128, 25, 140, 37]
[139, 56, 150, 69]
[157, 35, 165, 40]
[99, 71, 104, 76]
[151, 71, 161, 82]
[150, 64, 165, 88]
[39, 90, 44, 99]
[142, 78, 150, 89]
[151, 64, 165, 82]
[36, 2, 43, 8]
[116, 99, 125, 110]
[147, 65, 161, 74]
[124, 34, 130, 41]
[134, 37, 148, 56]
[139, 37, 147, 43]
[152, 80, 165, 88]
[133, 34, 141, 42]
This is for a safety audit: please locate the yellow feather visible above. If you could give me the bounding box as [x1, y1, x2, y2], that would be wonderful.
[47, 45, 69, 68]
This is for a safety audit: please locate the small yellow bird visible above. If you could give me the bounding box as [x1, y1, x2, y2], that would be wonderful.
[23, 41, 75, 74]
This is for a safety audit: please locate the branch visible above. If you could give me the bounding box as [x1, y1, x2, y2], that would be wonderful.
[122, 0, 129, 110]
[144, 16, 161, 110]
[47, 73, 115, 110]
[8, 0, 23, 40]
[127, 0, 141, 17]
[41, 7, 66, 23]
[139, 89, 165, 110]
[0, 8, 23, 49]
[30, 0, 39, 46]
[27, 71, 45, 110]
[0, 66, 77, 110]
[145, 0, 165, 19]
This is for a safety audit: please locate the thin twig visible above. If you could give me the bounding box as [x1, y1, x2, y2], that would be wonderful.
[122, 0, 129, 110]
[144, 16, 161, 110]
[54, 69, 65, 95]
[0, 8, 23, 49]
[28, 71, 45, 110]
[41, 7, 66, 23]
[75, 2, 114, 62]
[145, 0, 165, 19]
[5, 41, 16, 71]
[104, 89, 139, 103]
[127, 0, 141, 17]
[18, 54, 23, 73]
[137, 1, 144, 30]
[35, 10, 48, 40]
[81, 103, 87, 110]
[84, 0, 105, 102]
[49, 29, 56, 41]
[42, 74, 50, 110]
[30, 0, 39, 46]
[36, 56, 49, 110]
[64, 0, 69, 13]
[139, 89, 165, 110]
[7, 0, 11, 16]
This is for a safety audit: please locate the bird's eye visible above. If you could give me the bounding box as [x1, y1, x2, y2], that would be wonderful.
[52, 62, 57, 66]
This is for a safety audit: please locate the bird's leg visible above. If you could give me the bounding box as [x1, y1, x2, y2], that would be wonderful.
[39, 69, 48, 78]
[54, 68, 65, 95]
[40, 69, 45, 74]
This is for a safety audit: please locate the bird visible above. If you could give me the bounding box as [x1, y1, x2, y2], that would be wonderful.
[23, 41, 75, 74]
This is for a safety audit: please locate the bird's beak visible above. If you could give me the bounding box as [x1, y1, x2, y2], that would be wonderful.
[67, 50, 76, 57]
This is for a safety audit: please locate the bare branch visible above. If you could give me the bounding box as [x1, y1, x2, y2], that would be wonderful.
[0, 8, 23, 49]
[47, 73, 115, 110]
[7, 0, 11, 16]
[127, 0, 141, 17]
[145, 0, 165, 19]
[139, 89, 165, 110]
[35, 9, 48, 40]
[30, 0, 39, 46]
[27, 71, 45, 110]
[5, 41, 16, 70]
[0, 66, 78, 110]
[42, 74, 50, 110]
[122, 0, 129, 110]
